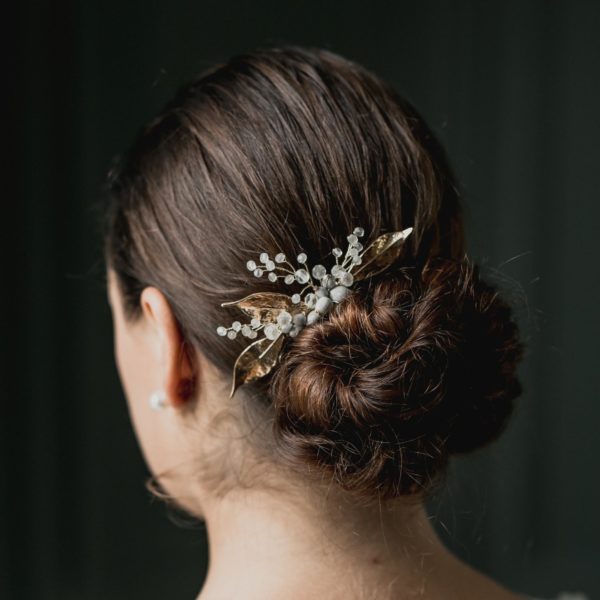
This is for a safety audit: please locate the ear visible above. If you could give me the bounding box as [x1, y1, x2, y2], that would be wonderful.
[139, 286, 196, 408]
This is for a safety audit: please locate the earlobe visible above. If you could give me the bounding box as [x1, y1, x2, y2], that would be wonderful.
[140, 286, 197, 408]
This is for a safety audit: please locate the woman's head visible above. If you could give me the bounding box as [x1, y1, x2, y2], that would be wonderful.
[104, 44, 523, 514]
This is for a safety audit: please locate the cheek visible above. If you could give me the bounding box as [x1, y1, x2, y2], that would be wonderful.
[113, 318, 163, 471]
[114, 320, 152, 407]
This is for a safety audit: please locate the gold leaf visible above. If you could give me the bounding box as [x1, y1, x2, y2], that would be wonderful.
[229, 333, 285, 399]
[352, 227, 413, 282]
[221, 292, 303, 322]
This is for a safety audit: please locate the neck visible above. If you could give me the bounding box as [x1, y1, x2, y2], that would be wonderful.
[195, 484, 477, 600]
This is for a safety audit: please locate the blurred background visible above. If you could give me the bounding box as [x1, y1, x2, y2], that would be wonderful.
[4, 1, 599, 598]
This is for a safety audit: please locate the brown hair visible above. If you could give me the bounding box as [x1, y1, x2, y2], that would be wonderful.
[104, 44, 523, 502]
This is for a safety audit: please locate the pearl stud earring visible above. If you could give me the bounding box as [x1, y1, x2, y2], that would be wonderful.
[149, 390, 168, 411]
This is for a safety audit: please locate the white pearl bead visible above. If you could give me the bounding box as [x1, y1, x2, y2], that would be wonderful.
[322, 274, 336, 289]
[149, 390, 167, 411]
[306, 310, 321, 325]
[312, 264, 327, 279]
[264, 324, 280, 340]
[339, 272, 354, 287]
[294, 269, 309, 284]
[330, 285, 352, 303]
[277, 310, 292, 326]
[315, 296, 332, 314]
[293, 313, 307, 327]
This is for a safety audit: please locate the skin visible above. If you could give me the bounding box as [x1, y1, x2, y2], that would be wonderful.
[107, 268, 527, 600]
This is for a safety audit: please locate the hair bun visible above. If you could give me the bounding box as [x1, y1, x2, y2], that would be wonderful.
[269, 257, 524, 500]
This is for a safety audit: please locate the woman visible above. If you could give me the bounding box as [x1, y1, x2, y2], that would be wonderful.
[104, 45, 586, 600]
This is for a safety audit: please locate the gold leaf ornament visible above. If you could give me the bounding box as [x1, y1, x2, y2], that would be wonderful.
[220, 292, 302, 320]
[352, 227, 413, 282]
[228, 332, 285, 399]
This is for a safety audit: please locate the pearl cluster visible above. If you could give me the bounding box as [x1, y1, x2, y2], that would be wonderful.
[216, 226, 366, 341]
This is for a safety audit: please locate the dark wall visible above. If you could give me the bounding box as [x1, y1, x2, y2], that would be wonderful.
[4, 1, 599, 598]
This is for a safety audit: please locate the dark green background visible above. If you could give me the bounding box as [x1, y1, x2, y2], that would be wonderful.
[4, 1, 599, 598]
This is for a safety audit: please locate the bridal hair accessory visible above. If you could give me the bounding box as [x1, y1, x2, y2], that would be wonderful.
[216, 226, 413, 399]
[149, 389, 168, 411]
